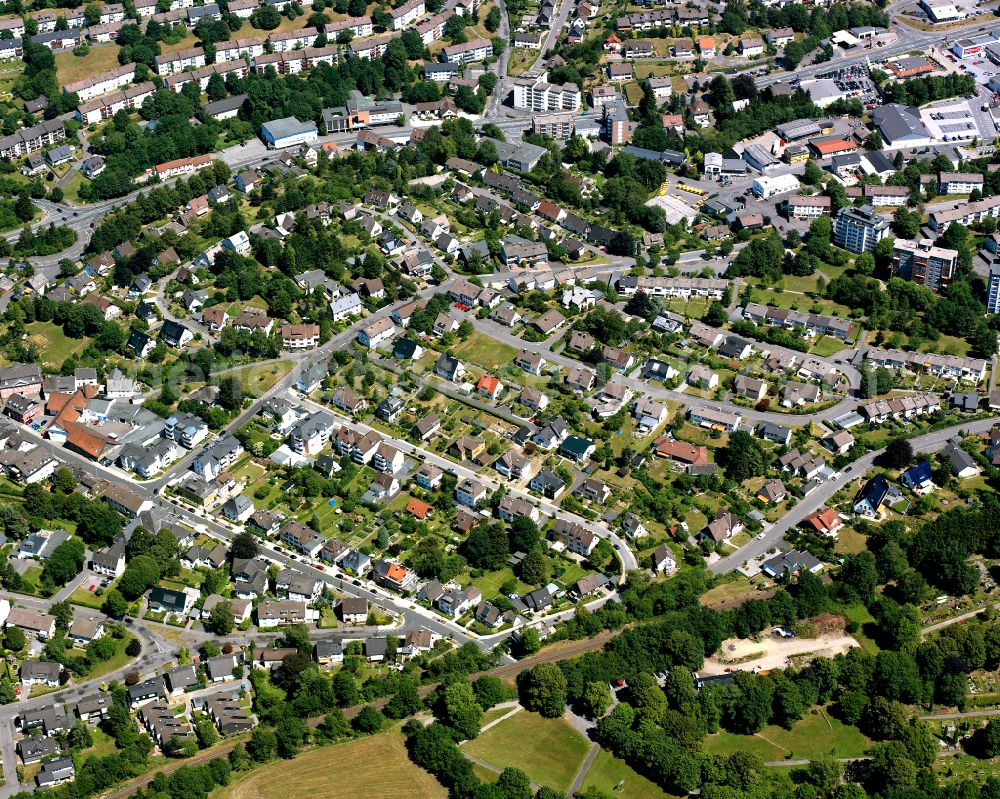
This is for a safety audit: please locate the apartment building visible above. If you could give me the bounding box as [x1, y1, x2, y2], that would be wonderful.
[0, 119, 65, 159]
[414, 11, 449, 42]
[252, 46, 338, 74]
[785, 194, 831, 219]
[154, 46, 206, 76]
[989, 262, 1000, 314]
[511, 71, 581, 111]
[891, 238, 958, 293]
[268, 27, 317, 52]
[833, 205, 890, 253]
[324, 16, 373, 38]
[214, 37, 265, 61]
[532, 112, 575, 138]
[347, 32, 400, 59]
[390, 0, 424, 28]
[929, 196, 1000, 231]
[938, 171, 984, 195]
[76, 82, 154, 124]
[63, 63, 135, 102]
[442, 37, 493, 63]
[163, 60, 248, 92]
[617, 276, 727, 298]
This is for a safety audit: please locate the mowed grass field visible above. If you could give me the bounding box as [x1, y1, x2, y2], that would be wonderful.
[461, 711, 590, 792]
[582, 749, 677, 799]
[214, 728, 447, 799]
[56, 44, 122, 85]
[226, 361, 294, 396]
[27, 320, 89, 367]
[453, 331, 518, 372]
[704, 708, 870, 762]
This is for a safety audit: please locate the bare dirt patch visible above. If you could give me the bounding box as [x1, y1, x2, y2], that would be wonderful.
[703, 625, 859, 675]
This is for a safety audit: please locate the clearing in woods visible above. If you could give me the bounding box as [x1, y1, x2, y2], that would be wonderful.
[702, 628, 859, 675]
[214, 728, 447, 799]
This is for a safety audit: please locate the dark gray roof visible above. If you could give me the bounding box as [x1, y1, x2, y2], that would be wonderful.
[873, 104, 925, 144]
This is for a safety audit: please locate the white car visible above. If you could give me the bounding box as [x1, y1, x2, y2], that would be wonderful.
[756, 532, 766, 540]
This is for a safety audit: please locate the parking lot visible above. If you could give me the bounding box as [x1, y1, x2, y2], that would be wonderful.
[813, 65, 881, 107]
[921, 97, 996, 141]
[940, 44, 999, 83]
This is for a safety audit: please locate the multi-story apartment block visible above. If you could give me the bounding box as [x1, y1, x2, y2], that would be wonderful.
[347, 32, 400, 59]
[227, 0, 259, 17]
[938, 171, 984, 195]
[0, 119, 65, 159]
[833, 205, 890, 254]
[441, 37, 493, 63]
[512, 71, 581, 111]
[324, 16, 373, 39]
[214, 37, 265, 62]
[929, 196, 1000, 231]
[785, 195, 831, 219]
[891, 239, 958, 293]
[63, 63, 135, 102]
[164, 61, 249, 92]
[989, 263, 1000, 314]
[76, 82, 155, 124]
[252, 46, 337, 74]
[415, 12, 449, 43]
[617, 276, 727, 298]
[154, 46, 206, 76]
[390, 0, 424, 28]
[531, 112, 575, 138]
[268, 27, 317, 52]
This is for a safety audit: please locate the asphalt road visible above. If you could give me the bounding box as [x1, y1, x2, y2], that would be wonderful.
[292, 393, 640, 574]
[709, 415, 1000, 574]
[467, 312, 858, 429]
[756, 16, 1000, 87]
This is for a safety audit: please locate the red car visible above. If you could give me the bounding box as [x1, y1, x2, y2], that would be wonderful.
[454, 302, 471, 311]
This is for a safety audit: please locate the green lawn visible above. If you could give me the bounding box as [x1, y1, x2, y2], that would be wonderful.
[87, 633, 139, 681]
[664, 297, 710, 319]
[461, 711, 591, 792]
[18, 566, 44, 596]
[704, 707, 870, 762]
[25, 321, 89, 367]
[699, 575, 758, 608]
[582, 749, 676, 799]
[293, 493, 344, 533]
[161, 569, 203, 590]
[55, 44, 122, 86]
[468, 567, 531, 600]
[62, 170, 86, 205]
[556, 562, 589, 589]
[834, 527, 867, 555]
[810, 336, 848, 357]
[453, 332, 519, 372]
[624, 82, 644, 105]
[82, 727, 119, 759]
[752, 287, 853, 319]
[841, 604, 879, 653]
[226, 361, 294, 397]
[508, 47, 541, 76]
[481, 706, 515, 727]
[917, 334, 970, 358]
[68, 582, 107, 609]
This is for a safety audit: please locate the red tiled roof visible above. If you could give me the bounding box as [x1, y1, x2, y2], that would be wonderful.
[478, 375, 501, 394]
[406, 498, 433, 519]
[653, 437, 708, 465]
[65, 423, 109, 459]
